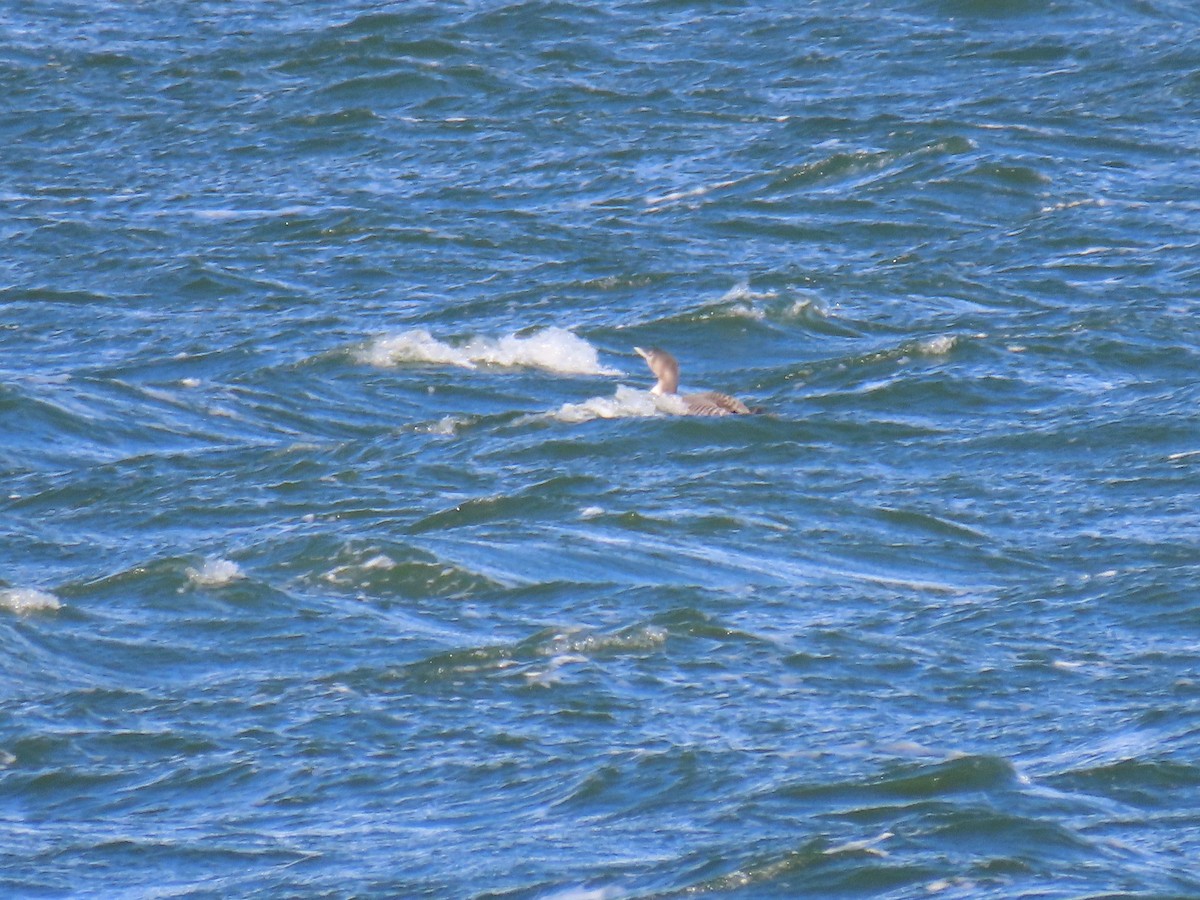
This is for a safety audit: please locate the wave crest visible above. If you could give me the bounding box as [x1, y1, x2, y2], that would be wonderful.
[185, 558, 245, 587]
[546, 386, 687, 423]
[358, 327, 616, 376]
[0, 588, 61, 614]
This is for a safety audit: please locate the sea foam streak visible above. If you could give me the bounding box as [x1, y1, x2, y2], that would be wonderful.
[358, 327, 617, 376]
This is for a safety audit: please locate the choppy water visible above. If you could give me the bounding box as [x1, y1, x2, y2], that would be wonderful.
[3, 1, 1199, 896]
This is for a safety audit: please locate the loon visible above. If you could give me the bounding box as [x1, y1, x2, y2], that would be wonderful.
[634, 347, 755, 416]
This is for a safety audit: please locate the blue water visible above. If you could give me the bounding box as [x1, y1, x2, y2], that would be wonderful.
[3, 2, 1199, 896]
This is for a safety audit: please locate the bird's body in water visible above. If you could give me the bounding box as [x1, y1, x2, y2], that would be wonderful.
[634, 346, 755, 416]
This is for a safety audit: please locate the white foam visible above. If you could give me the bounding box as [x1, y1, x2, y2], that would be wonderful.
[523, 653, 589, 686]
[788, 296, 829, 318]
[720, 280, 778, 304]
[725, 303, 766, 320]
[824, 831, 893, 858]
[1041, 197, 1107, 214]
[546, 385, 687, 423]
[185, 558, 244, 587]
[926, 877, 975, 894]
[358, 327, 617, 376]
[358, 329, 472, 369]
[191, 205, 312, 222]
[0, 588, 61, 614]
[917, 335, 958, 356]
[410, 415, 465, 436]
[362, 554, 396, 571]
[1052, 659, 1087, 672]
[539, 885, 626, 900]
[695, 281, 833, 324]
[545, 625, 668, 656]
[645, 178, 737, 208]
[324, 552, 400, 586]
[698, 280, 778, 320]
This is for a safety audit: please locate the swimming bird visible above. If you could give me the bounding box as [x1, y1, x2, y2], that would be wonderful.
[634, 346, 755, 416]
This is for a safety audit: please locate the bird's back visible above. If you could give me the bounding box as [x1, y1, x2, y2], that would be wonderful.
[682, 391, 753, 416]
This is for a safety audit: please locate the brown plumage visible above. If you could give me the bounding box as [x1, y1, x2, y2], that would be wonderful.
[634, 346, 754, 416]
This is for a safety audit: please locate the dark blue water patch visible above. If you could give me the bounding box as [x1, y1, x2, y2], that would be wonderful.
[1048, 758, 1200, 812]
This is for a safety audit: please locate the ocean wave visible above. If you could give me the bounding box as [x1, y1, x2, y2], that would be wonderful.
[808, 333, 968, 379]
[705, 280, 779, 321]
[523, 625, 669, 686]
[710, 282, 838, 326]
[643, 280, 845, 331]
[399, 621, 670, 689]
[356, 327, 617, 376]
[542, 624, 669, 658]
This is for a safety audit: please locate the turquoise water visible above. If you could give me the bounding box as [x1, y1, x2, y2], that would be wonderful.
[3, 1, 1199, 896]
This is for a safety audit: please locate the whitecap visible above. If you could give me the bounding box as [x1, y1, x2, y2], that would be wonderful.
[185, 558, 244, 587]
[357, 329, 473, 369]
[538, 885, 626, 900]
[916, 335, 958, 356]
[361, 554, 396, 571]
[645, 177, 738, 207]
[720, 280, 778, 304]
[323, 552, 404, 587]
[544, 625, 668, 657]
[414, 415, 465, 436]
[689, 280, 778, 321]
[544, 385, 686, 423]
[927, 877, 975, 894]
[0, 588, 61, 614]
[787, 296, 829, 319]
[725, 303, 766, 321]
[523, 653, 589, 686]
[1052, 659, 1087, 672]
[358, 327, 617, 376]
[823, 831, 893, 858]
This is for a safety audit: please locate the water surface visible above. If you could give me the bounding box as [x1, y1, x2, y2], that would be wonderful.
[2, 1, 1199, 897]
